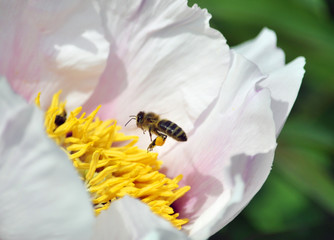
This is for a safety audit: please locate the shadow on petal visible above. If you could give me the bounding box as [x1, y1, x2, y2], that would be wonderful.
[171, 165, 224, 224]
[83, 47, 128, 116]
[211, 150, 275, 232]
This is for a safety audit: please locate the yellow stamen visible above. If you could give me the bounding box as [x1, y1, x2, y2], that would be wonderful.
[35, 92, 41, 108]
[36, 92, 190, 229]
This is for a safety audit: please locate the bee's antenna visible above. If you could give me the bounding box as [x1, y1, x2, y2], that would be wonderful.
[125, 117, 136, 127]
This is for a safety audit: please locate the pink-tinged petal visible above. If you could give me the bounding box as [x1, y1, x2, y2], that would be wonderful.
[159, 50, 265, 155]
[233, 28, 285, 73]
[84, 0, 230, 136]
[0, 77, 94, 240]
[93, 196, 189, 240]
[234, 28, 306, 135]
[0, 0, 109, 109]
[161, 52, 276, 239]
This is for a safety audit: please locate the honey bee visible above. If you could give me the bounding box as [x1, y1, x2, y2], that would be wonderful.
[125, 111, 187, 151]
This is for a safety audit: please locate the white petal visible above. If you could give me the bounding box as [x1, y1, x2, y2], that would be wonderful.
[233, 28, 285, 73]
[0, 0, 109, 109]
[161, 52, 276, 239]
[160, 51, 271, 155]
[84, 0, 230, 139]
[93, 196, 189, 240]
[213, 150, 275, 233]
[186, 151, 275, 240]
[0, 77, 94, 240]
[258, 57, 305, 135]
[234, 28, 305, 135]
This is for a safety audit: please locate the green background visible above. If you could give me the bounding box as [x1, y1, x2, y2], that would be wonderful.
[189, 0, 334, 239]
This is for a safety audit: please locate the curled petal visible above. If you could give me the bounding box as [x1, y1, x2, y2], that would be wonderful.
[0, 0, 109, 109]
[233, 28, 285, 73]
[234, 28, 306, 135]
[84, 0, 230, 140]
[162, 52, 276, 239]
[258, 57, 305, 135]
[0, 77, 94, 240]
[93, 196, 189, 240]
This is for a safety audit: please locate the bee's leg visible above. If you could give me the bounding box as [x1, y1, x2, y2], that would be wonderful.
[147, 140, 155, 152]
[147, 134, 167, 152]
[140, 127, 146, 134]
[148, 126, 153, 141]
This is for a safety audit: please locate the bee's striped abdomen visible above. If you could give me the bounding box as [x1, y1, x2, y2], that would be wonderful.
[158, 120, 187, 142]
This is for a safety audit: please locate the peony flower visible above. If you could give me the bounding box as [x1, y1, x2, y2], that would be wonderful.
[0, 0, 305, 239]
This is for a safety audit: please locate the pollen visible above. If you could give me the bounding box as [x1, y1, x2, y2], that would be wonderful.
[155, 136, 166, 146]
[36, 91, 190, 229]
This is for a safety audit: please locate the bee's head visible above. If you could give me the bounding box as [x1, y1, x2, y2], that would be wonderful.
[125, 112, 144, 127]
[136, 111, 145, 127]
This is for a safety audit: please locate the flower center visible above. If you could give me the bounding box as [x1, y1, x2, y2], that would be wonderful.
[35, 92, 190, 229]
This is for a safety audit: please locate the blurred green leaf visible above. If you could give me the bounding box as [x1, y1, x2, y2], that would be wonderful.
[276, 146, 334, 214]
[281, 118, 334, 155]
[245, 172, 324, 233]
[190, 0, 334, 92]
[294, 0, 328, 17]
